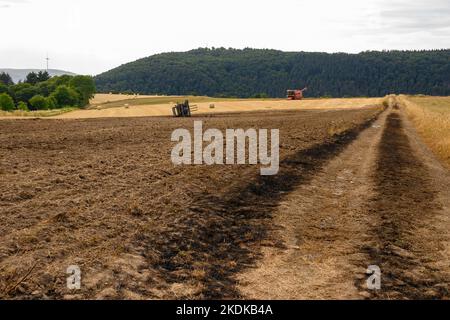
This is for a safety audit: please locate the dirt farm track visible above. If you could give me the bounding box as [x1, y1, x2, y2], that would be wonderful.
[0, 98, 449, 299]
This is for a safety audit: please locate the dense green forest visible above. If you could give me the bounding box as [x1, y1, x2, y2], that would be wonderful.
[95, 48, 450, 98]
[0, 71, 95, 111]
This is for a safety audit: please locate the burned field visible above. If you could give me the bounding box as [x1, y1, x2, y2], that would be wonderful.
[0, 106, 383, 299]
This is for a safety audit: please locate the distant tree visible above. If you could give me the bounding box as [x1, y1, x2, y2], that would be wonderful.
[0, 93, 15, 111]
[69, 75, 95, 106]
[36, 81, 53, 97]
[17, 101, 29, 111]
[37, 71, 50, 82]
[29, 94, 49, 110]
[9, 83, 38, 104]
[25, 72, 39, 85]
[46, 96, 57, 109]
[0, 72, 14, 86]
[50, 85, 80, 107]
[0, 83, 8, 94]
[51, 74, 73, 87]
[251, 93, 269, 98]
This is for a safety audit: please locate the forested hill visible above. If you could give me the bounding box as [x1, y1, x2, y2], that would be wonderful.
[95, 48, 450, 98]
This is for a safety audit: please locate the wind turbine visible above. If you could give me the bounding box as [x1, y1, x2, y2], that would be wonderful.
[46, 53, 50, 71]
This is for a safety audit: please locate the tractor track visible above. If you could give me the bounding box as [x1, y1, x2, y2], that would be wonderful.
[238, 102, 450, 299]
[237, 102, 390, 299]
[357, 109, 450, 299]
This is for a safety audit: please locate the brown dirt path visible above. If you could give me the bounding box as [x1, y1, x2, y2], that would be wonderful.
[237, 102, 390, 299]
[357, 104, 450, 299]
[238, 99, 450, 299]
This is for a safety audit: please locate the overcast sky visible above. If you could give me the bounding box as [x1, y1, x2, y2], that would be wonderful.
[1, 0, 449, 75]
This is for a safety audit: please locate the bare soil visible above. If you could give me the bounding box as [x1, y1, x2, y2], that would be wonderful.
[1, 101, 448, 300]
[238, 101, 450, 299]
[0, 107, 380, 299]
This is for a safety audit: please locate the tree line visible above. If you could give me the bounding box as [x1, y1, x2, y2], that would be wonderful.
[94, 48, 450, 98]
[0, 71, 95, 111]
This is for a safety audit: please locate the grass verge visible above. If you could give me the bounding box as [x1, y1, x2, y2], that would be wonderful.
[0, 107, 78, 118]
[89, 95, 274, 110]
[400, 95, 450, 168]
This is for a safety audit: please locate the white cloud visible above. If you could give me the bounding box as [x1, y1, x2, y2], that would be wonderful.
[0, 0, 28, 5]
[0, 0, 448, 75]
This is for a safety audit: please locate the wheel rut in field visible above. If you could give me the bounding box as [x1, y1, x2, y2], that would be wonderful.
[359, 111, 449, 299]
[237, 105, 390, 299]
[148, 113, 381, 299]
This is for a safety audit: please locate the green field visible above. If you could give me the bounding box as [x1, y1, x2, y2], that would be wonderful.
[89, 95, 277, 110]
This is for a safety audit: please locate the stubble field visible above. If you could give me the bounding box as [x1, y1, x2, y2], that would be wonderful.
[0, 96, 449, 299]
[0, 101, 381, 299]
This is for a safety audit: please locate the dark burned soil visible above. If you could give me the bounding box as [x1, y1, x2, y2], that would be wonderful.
[0, 107, 382, 299]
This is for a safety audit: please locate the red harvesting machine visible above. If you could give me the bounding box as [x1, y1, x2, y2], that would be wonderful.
[286, 87, 307, 100]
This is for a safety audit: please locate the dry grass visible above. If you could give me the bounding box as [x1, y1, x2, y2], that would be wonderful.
[0, 107, 77, 118]
[54, 96, 381, 119]
[0, 94, 381, 120]
[90, 93, 165, 105]
[88, 94, 246, 110]
[400, 95, 450, 168]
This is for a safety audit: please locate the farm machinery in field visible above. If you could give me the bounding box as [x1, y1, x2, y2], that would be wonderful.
[286, 87, 307, 100]
[172, 100, 198, 117]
